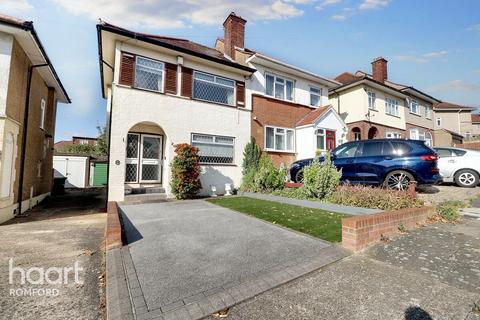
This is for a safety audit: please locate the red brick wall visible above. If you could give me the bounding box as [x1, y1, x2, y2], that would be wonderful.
[223, 14, 246, 59]
[251, 94, 314, 166]
[342, 206, 434, 251]
[346, 121, 406, 141]
[455, 141, 480, 150]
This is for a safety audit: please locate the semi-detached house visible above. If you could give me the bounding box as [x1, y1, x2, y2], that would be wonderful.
[331, 58, 439, 146]
[98, 13, 346, 201]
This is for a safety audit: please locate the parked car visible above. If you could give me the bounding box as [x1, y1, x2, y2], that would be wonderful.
[434, 147, 480, 188]
[290, 139, 441, 190]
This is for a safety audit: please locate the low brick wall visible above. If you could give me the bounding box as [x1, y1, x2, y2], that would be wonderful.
[342, 206, 434, 252]
[106, 201, 123, 250]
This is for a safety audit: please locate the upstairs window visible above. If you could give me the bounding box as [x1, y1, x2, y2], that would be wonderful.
[310, 86, 322, 107]
[39, 99, 46, 129]
[436, 117, 442, 127]
[410, 100, 419, 114]
[191, 133, 235, 164]
[193, 71, 235, 106]
[265, 126, 294, 152]
[367, 91, 376, 110]
[135, 56, 164, 92]
[425, 105, 432, 119]
[266, 73, 294, 101]
[385, 97, 399, 116]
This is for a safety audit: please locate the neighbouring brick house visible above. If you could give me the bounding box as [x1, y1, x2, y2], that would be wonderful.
[54, 136, 99, 151]
[215, 13, 346, 165]
[331, 58, 440, 146]
[0, 15, 70, 223]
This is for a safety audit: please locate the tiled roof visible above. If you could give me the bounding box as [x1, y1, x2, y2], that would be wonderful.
[0, 14, 28, 26]
[54, 140, 73, 149]
[296, 105, 331, 127]
[472, 114, 480, 123]
[334, 72, 361, 85]
[98, 22, 254, 72]
[434, 102, 476, 110]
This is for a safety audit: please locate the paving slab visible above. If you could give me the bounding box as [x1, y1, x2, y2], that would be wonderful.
[119, 199, 348, 319]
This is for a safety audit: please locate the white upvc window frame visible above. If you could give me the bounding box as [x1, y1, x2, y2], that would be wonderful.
[134, 55, 165, 93]
[309, 86, 322, 107]
[264, 125, 295, 153]
[193, 71, 236, 106]
[424, 131, 432, 146]
[39, 98, 46, 130]
[265, 72, 294, 102]
[191, 133, 235, 165]
[386, 131, 402, 139]
[410, 99, 420, 115]
[385, 97, 399, 117]
[436, 117, 442, 127]
[425, 105, 432, 119]
[367, 91, 376, 110]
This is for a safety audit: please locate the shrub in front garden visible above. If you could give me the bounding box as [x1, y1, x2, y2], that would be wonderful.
[170, 143, 202, 199]
[436, 200, 464, 221]
[302, 152, 341, 200]
[242, 137, 262, 175]
[252, 155, 287, 192]
[330, 185, 423, 210]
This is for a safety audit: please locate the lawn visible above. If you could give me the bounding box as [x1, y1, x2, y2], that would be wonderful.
[207, 196, 349, 242]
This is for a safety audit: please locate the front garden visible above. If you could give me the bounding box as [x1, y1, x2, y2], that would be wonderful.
[240, 138, 423, 211]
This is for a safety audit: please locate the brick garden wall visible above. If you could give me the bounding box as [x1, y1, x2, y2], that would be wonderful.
[106, 201, 123, 250]
[342, 206, 434, 252]
[455, 141, 480, 150]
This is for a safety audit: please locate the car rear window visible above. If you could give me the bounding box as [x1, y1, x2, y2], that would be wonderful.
[384, 141, 412, 156]
[452, 149, 467, 156]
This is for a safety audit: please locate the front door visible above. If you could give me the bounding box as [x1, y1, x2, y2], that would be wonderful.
[125, 133, 163, 184]
[326, 130, 336, 150]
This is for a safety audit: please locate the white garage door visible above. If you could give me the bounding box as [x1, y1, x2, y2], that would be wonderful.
[53, 156, 88, 188]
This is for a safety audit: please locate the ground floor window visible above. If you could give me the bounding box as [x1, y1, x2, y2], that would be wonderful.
[386, 131, 402, 139]
[191, 133, 235, 164]
[410, 128, 432, 146]
[265, 126, 294, 152]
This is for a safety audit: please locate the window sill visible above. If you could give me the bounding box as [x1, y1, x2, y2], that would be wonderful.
[200, 163, 237, 167]
[385, 113, 401, 119]
[368, 108, 378, 112]
[409, 111, 422, 117]
[264, 149, 296, 154]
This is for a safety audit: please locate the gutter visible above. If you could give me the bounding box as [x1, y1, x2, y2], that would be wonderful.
[17, 63, 49, 216]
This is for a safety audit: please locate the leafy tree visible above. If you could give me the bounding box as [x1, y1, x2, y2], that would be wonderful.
[60, 125, 108, 156]
[170, 143, 202, 199]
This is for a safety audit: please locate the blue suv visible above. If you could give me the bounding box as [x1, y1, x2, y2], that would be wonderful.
[289, 139, 441, 190]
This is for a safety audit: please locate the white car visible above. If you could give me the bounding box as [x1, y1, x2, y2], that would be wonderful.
[434, 147, 480, 188]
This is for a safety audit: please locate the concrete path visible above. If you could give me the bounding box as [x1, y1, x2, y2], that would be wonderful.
[0, 190, 106, 320]
[119, 200, 348, 319]
[227, 217, 480, 320]
[242, 192, 382, 215]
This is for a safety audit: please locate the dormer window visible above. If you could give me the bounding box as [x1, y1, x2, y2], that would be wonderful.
[265, 73, 294, 102]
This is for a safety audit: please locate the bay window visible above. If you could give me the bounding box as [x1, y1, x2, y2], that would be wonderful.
[191, 133, 235, 164]
[193, 71, 235, 106]
[265, 126, 294, 152]
[265, 73, 294, 101]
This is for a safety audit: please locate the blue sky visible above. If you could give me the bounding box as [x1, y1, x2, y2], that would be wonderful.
[3, 0, 479, 141]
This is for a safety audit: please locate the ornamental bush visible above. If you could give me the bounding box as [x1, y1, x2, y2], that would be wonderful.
[330, 185, 423, 210]
[170, 143, 202, 199]
[252, 156, 287, 192]
[302, 152, 341, 200]
[242, 137, 262, 175]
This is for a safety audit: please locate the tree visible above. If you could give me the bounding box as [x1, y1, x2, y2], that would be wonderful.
[60, 125, 108, 156]
[242, 137, 262, 175]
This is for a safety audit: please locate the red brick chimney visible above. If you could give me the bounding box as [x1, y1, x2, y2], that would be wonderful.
[223, 12, 246, 60]
[372, 57, 388, 83]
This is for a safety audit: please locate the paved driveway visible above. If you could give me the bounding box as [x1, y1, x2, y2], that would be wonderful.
[119, 200, 348, 319]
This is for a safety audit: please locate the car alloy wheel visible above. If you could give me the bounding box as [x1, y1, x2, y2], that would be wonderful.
[458, 172, 476, 186]
[385, 171, 413, 190]
[295, 171, 304, 183]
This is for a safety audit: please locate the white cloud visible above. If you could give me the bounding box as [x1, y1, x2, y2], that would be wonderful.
[331, 14, 347, 21]
[466, 24, 480, 33]
[394, 50, 448, 63]
[359, 0, 390, 10]
[316, 0, 342, 10]
[429, 80, 480, 93]
[1, 0, 33, 16]
[53, 0, 305, 29]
